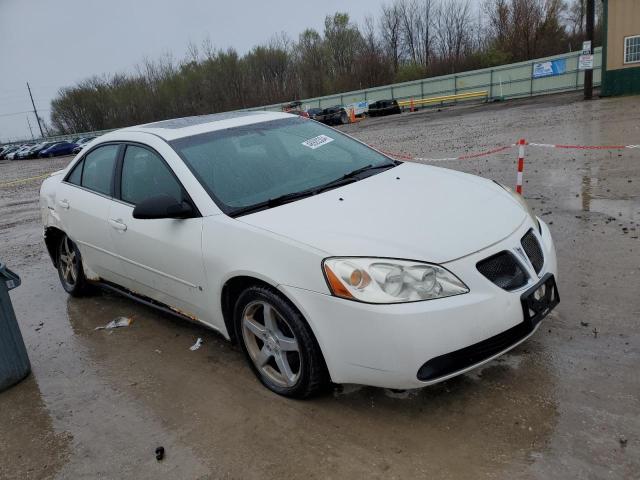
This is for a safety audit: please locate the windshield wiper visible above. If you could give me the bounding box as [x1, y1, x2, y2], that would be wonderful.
[229, 162, 396, 218]
[313, 162, 396, 193]
[229, 189, 317, 217]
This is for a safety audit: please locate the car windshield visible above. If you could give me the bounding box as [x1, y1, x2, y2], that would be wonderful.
[170, 117, 395, 216]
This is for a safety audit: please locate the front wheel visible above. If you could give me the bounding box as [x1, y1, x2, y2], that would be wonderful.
[57, 234, 91, 296]
[234, 286, 329, 398]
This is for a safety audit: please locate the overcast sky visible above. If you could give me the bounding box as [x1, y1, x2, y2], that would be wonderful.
[0, 0, 480, 142]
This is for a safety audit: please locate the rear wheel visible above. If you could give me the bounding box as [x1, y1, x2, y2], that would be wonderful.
[234, 286, 329, 398]
[57, 235, 91, 296]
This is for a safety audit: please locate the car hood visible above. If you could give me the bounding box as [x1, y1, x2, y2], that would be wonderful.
[238, 162, 527, 263]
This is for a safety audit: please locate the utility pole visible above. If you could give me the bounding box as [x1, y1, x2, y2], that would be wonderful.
[26, 82, 44, 137]
[26, 115, 34, 140]
[584, 0, 595, 100]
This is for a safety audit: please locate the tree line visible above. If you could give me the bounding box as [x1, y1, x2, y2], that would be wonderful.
[50, 0, 602, 134]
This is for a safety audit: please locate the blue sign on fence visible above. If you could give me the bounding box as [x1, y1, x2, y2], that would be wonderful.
[532, 59, 567, 78]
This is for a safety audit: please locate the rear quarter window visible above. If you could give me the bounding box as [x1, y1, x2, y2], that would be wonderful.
[66, 159, 83, 185]
[79, 144, 119, 196]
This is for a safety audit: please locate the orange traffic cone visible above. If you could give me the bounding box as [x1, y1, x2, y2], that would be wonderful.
[349, 108, 356, 123]
[410, 98, 415, 112]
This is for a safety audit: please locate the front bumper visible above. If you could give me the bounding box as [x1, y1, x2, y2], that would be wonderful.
[280, 218, 558, 389]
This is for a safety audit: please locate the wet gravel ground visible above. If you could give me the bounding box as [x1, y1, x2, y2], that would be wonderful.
[0, 92, 638, 479]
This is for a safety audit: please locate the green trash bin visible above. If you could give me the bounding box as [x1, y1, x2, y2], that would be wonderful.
[0, 263, 31, 392]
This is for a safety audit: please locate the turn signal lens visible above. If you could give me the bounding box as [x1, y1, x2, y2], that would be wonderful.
[324, 265, 354, 299]
[323, 257, 469, 304]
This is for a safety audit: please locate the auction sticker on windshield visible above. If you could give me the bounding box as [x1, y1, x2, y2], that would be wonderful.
[302, 135, 334, 149]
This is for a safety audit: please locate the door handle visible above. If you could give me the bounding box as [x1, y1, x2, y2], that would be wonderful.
[58, 199, 70, 210]
[108, 218, 128, 232]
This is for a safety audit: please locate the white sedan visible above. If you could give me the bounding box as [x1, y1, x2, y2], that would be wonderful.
[40, 112, 559, 398]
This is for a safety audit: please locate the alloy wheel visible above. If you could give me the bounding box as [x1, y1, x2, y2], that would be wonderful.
[241, 300, 301, 388]
[59, 237, 79, 287]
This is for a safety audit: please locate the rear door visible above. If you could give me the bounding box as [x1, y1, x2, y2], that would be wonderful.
[108, 143, 209, 321]
[56, 143, 127, 284]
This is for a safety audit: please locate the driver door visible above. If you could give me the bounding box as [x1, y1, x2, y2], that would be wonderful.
[108, 144, 209, 321]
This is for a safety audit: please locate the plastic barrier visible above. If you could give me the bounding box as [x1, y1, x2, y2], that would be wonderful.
[379, 139, 638, 193]
[0, 263, 30, 392]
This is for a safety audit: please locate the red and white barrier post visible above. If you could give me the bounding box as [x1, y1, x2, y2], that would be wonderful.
[516, 138, 526, 194]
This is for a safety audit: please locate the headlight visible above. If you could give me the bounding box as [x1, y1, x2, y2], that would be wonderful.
[323, 257, 469, 304]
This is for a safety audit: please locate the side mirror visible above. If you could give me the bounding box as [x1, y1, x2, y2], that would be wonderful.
[132, 194, 194, 220]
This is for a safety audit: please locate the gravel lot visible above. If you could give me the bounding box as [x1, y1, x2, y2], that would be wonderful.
[1, 91, 638, 479]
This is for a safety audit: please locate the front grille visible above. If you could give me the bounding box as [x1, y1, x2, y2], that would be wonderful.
[521, 229, 544, 273]
[477, 251, 528, 291]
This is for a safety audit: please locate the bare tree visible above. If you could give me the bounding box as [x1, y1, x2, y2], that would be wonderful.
[379, 3, 403, 72]
[49, 4, 581, 135]
[435, 0, 473, 72]
[484, 0, 568, 62]
[415, 0, 436, 69]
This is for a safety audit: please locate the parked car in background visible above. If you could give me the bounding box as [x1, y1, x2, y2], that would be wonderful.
[72, 137, 95, 154]
[0, 145, 19, 159]
[40, 111, 558, 398]
[15, 144, 38, 159]
[9, 144, 35, 160]
[19, 141, 58, 159]
[368, 99, 401, 117]
[314, 105, 349, 125]
[39, 141, 78, 158]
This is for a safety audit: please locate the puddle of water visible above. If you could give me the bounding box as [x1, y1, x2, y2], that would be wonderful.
[563, 174, 640, 222]
[587, 198, 640, 222]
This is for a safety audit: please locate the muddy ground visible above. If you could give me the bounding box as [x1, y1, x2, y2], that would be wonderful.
[0, 92, 638, 479]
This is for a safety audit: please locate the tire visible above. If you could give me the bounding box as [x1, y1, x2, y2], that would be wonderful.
[340, 112, 349, 124]
[234, 285, 329, 398]
[57, 234, 91, 296]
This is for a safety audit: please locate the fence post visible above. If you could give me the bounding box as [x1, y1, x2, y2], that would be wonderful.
[516, 139, 526, 194]
[489, 69, 494, 99]
[454, 75, 458, 96]
[530, 62, 534, 96]
[391, 86, 394, 99]
[420, 80, 424, 100]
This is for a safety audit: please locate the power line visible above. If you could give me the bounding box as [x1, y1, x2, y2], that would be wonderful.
[26, 115, 35, 140]
[0, 109, 52, 118]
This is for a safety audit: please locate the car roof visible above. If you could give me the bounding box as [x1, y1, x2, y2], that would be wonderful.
[106, 111, 294, 142]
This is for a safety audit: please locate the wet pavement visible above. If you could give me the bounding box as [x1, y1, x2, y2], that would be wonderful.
[0, 92, 638, 479]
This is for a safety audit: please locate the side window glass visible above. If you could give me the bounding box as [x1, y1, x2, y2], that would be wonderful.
[67, 159, 84, 185]
[121, 145, 182, 205]
[81, 145, 118, 196]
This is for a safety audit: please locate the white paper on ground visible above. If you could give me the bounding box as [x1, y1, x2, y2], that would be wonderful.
[95, 317, 133, 330]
